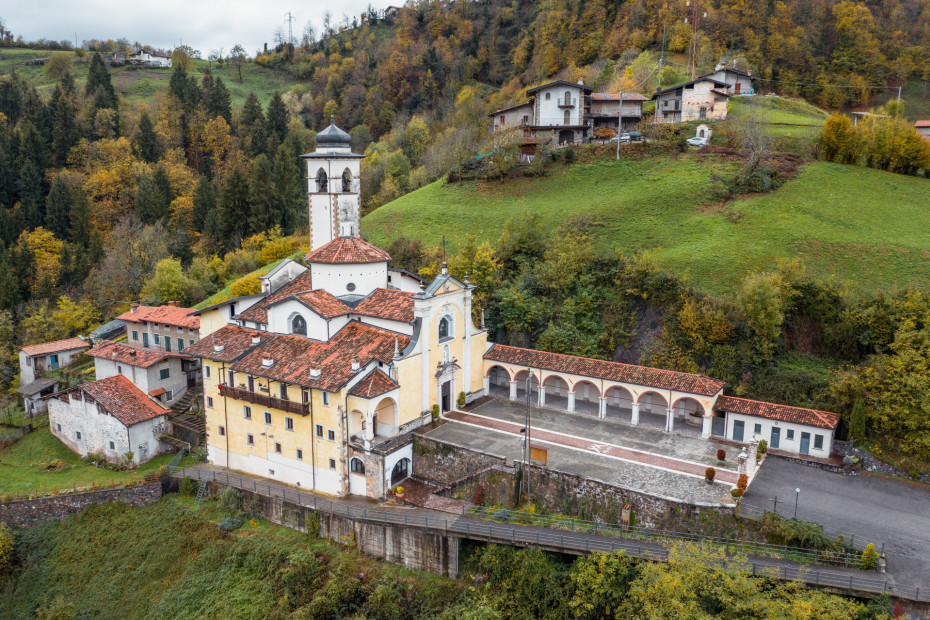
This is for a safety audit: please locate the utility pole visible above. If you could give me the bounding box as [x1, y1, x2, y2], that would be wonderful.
[657, 14, 667, 91]
[285, 11, 296, 46]
[616, 88, 624, 160]
[524, 370, 532, 501]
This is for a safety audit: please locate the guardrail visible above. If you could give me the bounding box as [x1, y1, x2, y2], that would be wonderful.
[463, 505, 872, 570]
[169, 467, 928, 602]
[739, 502, 885, 553]
[167, 448, 189, 469]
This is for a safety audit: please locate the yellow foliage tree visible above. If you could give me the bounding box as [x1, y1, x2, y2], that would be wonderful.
[17, 228, 64, 294]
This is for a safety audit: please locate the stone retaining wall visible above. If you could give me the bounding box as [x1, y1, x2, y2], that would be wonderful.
[412, 433, 507, 486]
[0, 483, 163, 528]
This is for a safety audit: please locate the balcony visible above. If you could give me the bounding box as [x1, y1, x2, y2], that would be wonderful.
[218, 384, 310, 416]
[557, 98, 576, 109]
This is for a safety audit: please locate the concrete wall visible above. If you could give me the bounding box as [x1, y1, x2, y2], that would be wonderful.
[0, 483, 162, 528]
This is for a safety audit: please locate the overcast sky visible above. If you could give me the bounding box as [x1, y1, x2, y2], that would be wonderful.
[4, 0, 381, 56]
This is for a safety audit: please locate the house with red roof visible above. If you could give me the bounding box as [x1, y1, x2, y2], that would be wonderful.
[48, 374, 170, 465]
[18, 337, 90, 386]
[128, 49, 172, 68]
[915, 120, 930, 140]
[86, 340, 195, 407]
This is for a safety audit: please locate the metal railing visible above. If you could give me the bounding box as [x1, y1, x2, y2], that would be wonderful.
[167, 448, 188, 469]
[219, 384, 310, 416]
[739, 502, 885, 553]
[168, 467, 928, 602]
[463, 505, 873, 570]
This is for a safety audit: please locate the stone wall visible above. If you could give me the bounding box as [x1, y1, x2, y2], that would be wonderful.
[412, 434, 507, 486]
[0, 483, 163, 528]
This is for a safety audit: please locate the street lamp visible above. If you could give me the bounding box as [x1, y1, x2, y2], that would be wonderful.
[794, 487, 800, 520]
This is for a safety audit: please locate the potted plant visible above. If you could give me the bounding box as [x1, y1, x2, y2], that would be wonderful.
[458, 391, 466, 407]
[716, 449, 726, 463]
[431, 404, 440, 420]
[705, 467, 716, 483]
[394, 485, 405, 499]
[730, 488, 743, 498]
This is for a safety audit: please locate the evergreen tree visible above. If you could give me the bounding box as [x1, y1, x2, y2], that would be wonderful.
[135, 168, 174, 225]
[68, 187, 102, 284]
[208, 77, 232, 124]
[240, 92, 264, 129]
[850, 398, 867, 443]
[45, 175, 72, 238]
[152, 165, 174, 217]
[192, 175, 216, 233]
[169, 65, 198, 109]
[85, 53, 117, 109]
[272, 142, 304, 234]
[266, 92, 289, 148]
[218, 163, 251, 245]
[0, 136, 14, 214]
[134, 110, 160, 163]
[49, 76, 79, 166]
[18, 158, 44, 230]
[249, 154, 274, 234]
[0, 256, 19, 313]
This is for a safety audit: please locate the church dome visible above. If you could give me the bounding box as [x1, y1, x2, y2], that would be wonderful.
[316, 116, 352, 146]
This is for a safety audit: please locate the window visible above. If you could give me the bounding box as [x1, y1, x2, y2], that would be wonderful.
[76, 431, 82, 440]
[291, 314, 307, 336]
[189, 340, 194, 347]
[109, 441, 115, 450]
[786, 429, 795, 440]
[165, 337, 171, 352]
[814, 434, 824, 450]
[285, 417, 294, 431]
[499, 115, 505, 124]
[264, 411, 272, 425]
[315, 168, 328, 192]
[247, 434, 254, 445]
[296, 448, 303, 460]
[303, 390, 310, 404]
[205, 365, 211, 378]
[350, 458, 365, 474]
[315, 424, 324, 437]
[545, 92, 551, 100]
[322, 392, 329, 406]
[275, 442, 282, 453]
[132, 330, 139, 341]
[732, 420, 744, 442]
[207, 396, 214, 408]
[329, 458, 336, 470]
[142, 333, 149, 346]
[438, 316, 451, 340]
[563, 90, 571, 105]
[327, 429, 335, 441]
[177, 338, 184, 351]
[117, 365, 122, 375]
[753, 423, 762, 436]
[165, 390, 173, 401]
[699, 106, 707, 120]
[25, 356, 32, 366]
[342, 168, 352, 192]
[160, 368, 170, 380]
[280, 383, 289, 400]
[218, 425, 225, 436]
[154, 334, 160, 345]
[57, 423, 61, 432]
[228, 370, 235, 386]
[244, 405, 252, 419]
[564, 109, 571, 124]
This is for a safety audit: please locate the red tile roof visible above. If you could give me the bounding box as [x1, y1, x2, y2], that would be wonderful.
[231, 322, 408, 392]
[304, 236, 392, 264]
[914, 120, 930, 127]
[87, 340, 188, 368]
[71, 374, 168, 426]
[591, 92, 648, 101]
[237, 271, 313, 324]
[182, 325, 271, 363]
[117, 304, 199, 329]
[21, 337, 89, 357]
[353, 289, 415, 323]
[715, 396, 840, 430]
[484, 344, 726, 396]
[348, 368, 399, 398]
[290, 290, 351, 319]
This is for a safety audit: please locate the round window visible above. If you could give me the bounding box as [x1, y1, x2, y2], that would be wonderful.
[346, 282, 356, 292]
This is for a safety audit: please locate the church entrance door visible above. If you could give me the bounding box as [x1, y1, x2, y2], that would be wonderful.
[441, 381, 452, 412]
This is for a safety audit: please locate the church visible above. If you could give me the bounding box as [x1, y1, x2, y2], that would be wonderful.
[186, 117, 841, 500]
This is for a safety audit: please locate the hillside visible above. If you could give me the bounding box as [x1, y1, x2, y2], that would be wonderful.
[363, 154, 930, 297]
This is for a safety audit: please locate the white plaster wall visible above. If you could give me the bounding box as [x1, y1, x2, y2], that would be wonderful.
[383, 443, 413, 491]
[726, 412, 833, 458]
[93, 357, 188, 404]
[49, 396, 164, 465]
[18, 351, 35, 385]
[208, 445, 343, 495]
[387, 270, 424, 293]
[492, 104, 533, 130]
[261, 260, 308, 294]
[681, 81, 728, 121]
[267, 299, 331, 338]
[354, 315, 413, 336]
[306, 159, 362, 252]
[537, 85, 584, 126]
[310, 262, 388, 299]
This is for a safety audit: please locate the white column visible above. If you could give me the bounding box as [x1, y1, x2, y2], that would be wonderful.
[567, 392, 576, 413]
[463, 296, 472, 393]
[538, 386, 546, 407]
[666, 407, 675, 432]
[509, 380, 518, 401]
[701, 415, 712, 439]
[598, 397, 607, 419]
[631, 402, 640, 426]
[420, 317, 430, 412]
[483, 375, 490, 395]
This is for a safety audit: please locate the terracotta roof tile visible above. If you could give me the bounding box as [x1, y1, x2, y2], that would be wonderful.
[716, 396, 840, 430]
[117, 304, 199, 329]
[484, 344, 726, 396]
[21, 337, 89, 357]
[304, 236, 392, 265]
[182, 325, 271, 363]
[69, 374, 169, 426]
[86, 340, 186, 368]
[913, 120, 930, 127]
[353, 289, 415, 322]
[348, 368, 399, 398]
[289, 290, 351, 319]
[237, 271, 313, 324]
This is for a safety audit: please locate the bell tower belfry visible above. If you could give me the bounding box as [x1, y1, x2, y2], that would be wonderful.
[300, 116, 364, 251]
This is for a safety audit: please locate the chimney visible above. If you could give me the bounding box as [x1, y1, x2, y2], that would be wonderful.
[497, 107, 502, 112]
[251, 334, 261, 345]
[578, 77, 584, 85]
[213, 344, 225, 353]
[716, 62, 725, 71]
[351, 358, 360, 371]
[261, 357, 274, 368]
[168, 301, 179, 307]
[130, 303, 139, 313]
[264, 42, 268, 53]
[129, 350, 137, 359]
[309, 368, 321, 378]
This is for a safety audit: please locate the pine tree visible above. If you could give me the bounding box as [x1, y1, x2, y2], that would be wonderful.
[18, 158, 44, 230]
[272, 143, 304, 234]
[249, 154, 274, 234]
[68, 186, 94, 248]
[85, 52, 117, 109]
[49, 77, 79, 166]
[208, 77, 232, 124]
[169, 65, 198, 109]
[240, 92, 264, 129]
[135, 110, 160, 163]
[219, 163, 251, 245]
[151, 165, 174, 221]
[850, 398, 867, 443]
[266, 92, 289, 148]
[45, 175, 72, 238]
[192, 175, 216, 233]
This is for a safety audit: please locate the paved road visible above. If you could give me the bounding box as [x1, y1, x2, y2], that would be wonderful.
[744, 457, 930, 589]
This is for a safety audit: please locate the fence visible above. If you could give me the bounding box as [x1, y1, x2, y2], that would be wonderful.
[169, 466, 928, 602]
[739, 501, 885, 553]
[167, 448, 189, 469]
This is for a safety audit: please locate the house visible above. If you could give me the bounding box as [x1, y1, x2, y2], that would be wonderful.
[90, 318, 127, 342]
[652, 76, 730, 123]
[704, 64, 754, 96]
[19, 337, 90, 386]
[86, 340, 195, 407]
[588, 92, 649, 133]
[117, 302, 200, 352]
[48, 374, 170, 466]
[15, 378, 58, 417]
[715, 396, 839, 459]
[914, 120, 930, 139]
[128, 49, 172, 68]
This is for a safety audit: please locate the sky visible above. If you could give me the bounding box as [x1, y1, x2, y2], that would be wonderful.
[4, 0, 380, 56]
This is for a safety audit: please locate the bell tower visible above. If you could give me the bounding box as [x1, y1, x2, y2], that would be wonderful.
[300, 116, 364, 251]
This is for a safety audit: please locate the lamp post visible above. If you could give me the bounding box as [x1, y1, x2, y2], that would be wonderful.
[794, 487, 800, 520]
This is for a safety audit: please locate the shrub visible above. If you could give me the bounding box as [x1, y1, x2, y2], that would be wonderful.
[217, 486, 241, 515]
[123, 451, 134, 466]
[716, 449, 726, 461]
[472, 483, 485, 506]
[0, 522, 13, 574]
[179, 476, 196, 497]
[193, 447, 208, 463]
[757, 440, 768, 456]
[861, 543, 879, 570]
[458, 391, 466, 407]
[737, 474, 749, 490]
[563, 146, 575, 162]
[705, 467, 716, 482]
[730, 488, 744, 498]
[218, 515, 243, 534]
[305, 511, 321, 537]
[431, 404, 440, 420]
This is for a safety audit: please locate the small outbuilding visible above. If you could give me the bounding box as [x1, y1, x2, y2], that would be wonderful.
[16, 378, 59, 417]
[715, 396, 840, 459]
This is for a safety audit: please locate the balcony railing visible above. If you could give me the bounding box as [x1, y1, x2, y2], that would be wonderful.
[218, 384, 310, 416]
[557, 98, 576, 108]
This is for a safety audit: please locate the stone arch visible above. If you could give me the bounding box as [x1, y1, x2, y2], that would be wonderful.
[541, 374, 570, 410]
[374, 396, 398, 436]
[573, 380, 601, 416]
[341, 167, 352, 192]
[486, 365, 511, 398]
[315, 168, 328, 193]
[513, 369, 539, 401]
[349, 408, 365, 440]
[637, 391, 670, 430]
[290, 313, 307, 336]
[672, 396, 705, 436]
[350, 457, 365, 474]
[604, 385, 635, 422]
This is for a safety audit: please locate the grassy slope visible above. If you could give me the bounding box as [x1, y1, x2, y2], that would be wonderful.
[363, 155, 930, 297]
[729, 95, 828, 138]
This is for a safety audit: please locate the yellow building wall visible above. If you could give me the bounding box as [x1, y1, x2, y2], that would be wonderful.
[197, 308, 229, 339]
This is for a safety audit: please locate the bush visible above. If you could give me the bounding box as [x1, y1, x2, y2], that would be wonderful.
[757, 440, 768, 456]
[179, 476, 196, 497]
[730, 488, 744, 498]
[563, 146, 575, 162]
[472, 483, 485, 506]
[217, 486, 241, 515]
[737, 474, 749, 490]
[716, 449, 726, 461]
[705, 467, 716, 482]
[431, 404, 440, 420]
[0, 522, 13, 574]
[305, 511, 321, 537]
[861, 543, 879, 570]
[192, 446, 208, 463]
[458, 391, 466, 407]
[218, 515, 243, 534]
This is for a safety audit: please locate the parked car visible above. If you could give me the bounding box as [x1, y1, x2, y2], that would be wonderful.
[687, 136, 710, 147]
[627, 131, 643, 141]
[610, 133, 631, 143]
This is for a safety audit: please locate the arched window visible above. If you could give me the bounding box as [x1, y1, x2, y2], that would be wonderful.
[350, 457, 365, 474]
[564, 110, 571, 124]
[564, 91, 571, 105]
[341, 168, 352, 192]
[315, 168, 328, 193]
[443, 344, 450, 364]
[438, 316, 451, 340]
[391, 458, 409, 484]
[545, 92, 551, 100]
[291, 314, 307, 336]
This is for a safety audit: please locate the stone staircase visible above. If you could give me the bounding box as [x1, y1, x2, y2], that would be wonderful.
[170, 387, 201, 415]
[157, 387, 206, 449]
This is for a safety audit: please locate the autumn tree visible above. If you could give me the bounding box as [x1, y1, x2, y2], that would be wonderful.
[229, 44, 247, 83]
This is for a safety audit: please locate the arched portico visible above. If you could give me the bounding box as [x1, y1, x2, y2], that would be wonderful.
[637, 391, 670, 430]
[374, 396, 398, 436]
[672, 397, 707, 437]
[485, 365, 511, 399]
[349, 408, 365, 443]
[540, 375, 569, 409]
[604, 385, 635, 423]
[572, 380, 600, 416]
[513, 370, 540, 403]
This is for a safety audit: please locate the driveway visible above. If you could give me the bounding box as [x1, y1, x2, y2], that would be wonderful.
[743, 457, 930, 589]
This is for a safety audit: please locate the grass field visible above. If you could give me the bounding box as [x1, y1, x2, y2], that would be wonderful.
[363, 154, 930, 297]
[729, 95, 827, 140]
[0, 427, 193, 497]
[0, 48, 302, 106]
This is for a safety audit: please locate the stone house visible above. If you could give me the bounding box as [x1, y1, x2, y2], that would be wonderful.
[86, 340, 193, 407]
[48, 374, 170, 466]
[653, 76, 730, 123]
[15, 378, 58, 417]
[704, 64, 754, 95]
[588, 92, 649, 134]
[19, 337, 90, 385]
[915, 120, 930, 139]
[117, 302, 200, 352]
